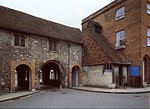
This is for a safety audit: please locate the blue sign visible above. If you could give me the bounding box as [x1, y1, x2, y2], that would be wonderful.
[130, 66, 140, 76]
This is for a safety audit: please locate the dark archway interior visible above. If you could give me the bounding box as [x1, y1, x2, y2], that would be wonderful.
[144, 55, 150, 84]
[42, 63, 61, 88]
[16, 64, 30, 91]
[72, 66, 80, 86]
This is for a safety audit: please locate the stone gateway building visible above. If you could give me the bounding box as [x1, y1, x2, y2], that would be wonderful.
[82, 0, 150, 88]
[0, 6, 82, 93]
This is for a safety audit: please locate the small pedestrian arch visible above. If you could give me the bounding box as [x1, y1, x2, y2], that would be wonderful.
[72, 66, 80, 86]
[15, 64, 31, 91]
[10, 60, 35, 92]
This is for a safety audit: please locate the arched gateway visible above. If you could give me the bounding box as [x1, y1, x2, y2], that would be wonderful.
[41, 60, 66, 88]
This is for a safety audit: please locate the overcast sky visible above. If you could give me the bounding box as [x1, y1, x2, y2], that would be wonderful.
[0, 0, 114, 29]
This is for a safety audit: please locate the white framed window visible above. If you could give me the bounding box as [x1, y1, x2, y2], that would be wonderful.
[115, 6, 125, 20]
[116, 30, 125, 48]
[147, 3, 150, 14]
[147, 28, 150, 46]
[104, 64, 112, 72]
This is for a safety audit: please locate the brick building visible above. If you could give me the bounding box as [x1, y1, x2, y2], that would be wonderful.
[0, 6, 82, 93]
[82, 0, 150, 88]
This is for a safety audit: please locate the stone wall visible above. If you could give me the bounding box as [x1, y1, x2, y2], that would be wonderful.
[0, 29, 82, 92]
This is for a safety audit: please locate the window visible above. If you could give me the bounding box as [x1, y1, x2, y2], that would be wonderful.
[116, 7, 125, 20]
[147, 3, 150, 14]
[14, 34, 25, 47]
[94, 25, 101, 33]
[104, 64, 112, 72]
[147, 28, 150, 46]
[49, 39, 57, 51]
[116, 30, 125, 48]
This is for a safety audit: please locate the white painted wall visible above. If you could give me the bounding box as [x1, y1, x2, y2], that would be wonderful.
[82, 65, 114, 88]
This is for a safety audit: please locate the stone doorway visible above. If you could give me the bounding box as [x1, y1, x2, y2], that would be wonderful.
[72, 66, 80, 86]
[10, 60, 35, 92]
[15, 64, 31, 91]
[143, 55, 150, 84]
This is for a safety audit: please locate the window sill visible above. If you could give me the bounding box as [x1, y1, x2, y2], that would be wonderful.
[115, 45, 126, 50]
[104, 70, 112, 72]
[46, 50, 58, 53]
[146, 12, 150, 15]
[146, 13, 150, 15]
[103, 71, 112, 74]
[115, 16, 125, 21]
[13, 45, 27, 49]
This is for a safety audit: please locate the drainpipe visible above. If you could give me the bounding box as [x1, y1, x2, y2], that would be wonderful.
[67, 42, 71, 88]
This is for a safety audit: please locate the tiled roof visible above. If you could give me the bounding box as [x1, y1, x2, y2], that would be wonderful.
[0, 6, 82, 44]
[83, 21, 130, 64]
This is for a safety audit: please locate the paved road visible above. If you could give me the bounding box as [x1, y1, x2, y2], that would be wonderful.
[0, 89, 149, 108]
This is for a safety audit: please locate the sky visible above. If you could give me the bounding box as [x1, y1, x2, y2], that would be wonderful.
[0, 0, 114, 29]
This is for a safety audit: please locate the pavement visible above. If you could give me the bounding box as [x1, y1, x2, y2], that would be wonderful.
[71, 86, 150, 94]
[0, 86, 150, 103]
[0, 90, 39, 103]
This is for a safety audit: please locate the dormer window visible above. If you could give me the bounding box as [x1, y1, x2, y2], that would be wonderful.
[87, 21, 102, 34]
[94, 25, 101, 33]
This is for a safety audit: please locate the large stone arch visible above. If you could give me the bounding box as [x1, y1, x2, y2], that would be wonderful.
[40, 60, 66, 88]
[10, 60, 35, 92]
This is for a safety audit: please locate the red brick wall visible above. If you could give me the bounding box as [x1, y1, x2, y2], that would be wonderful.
[82, 0, 142, 66]
[141, 0, 150, 71]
